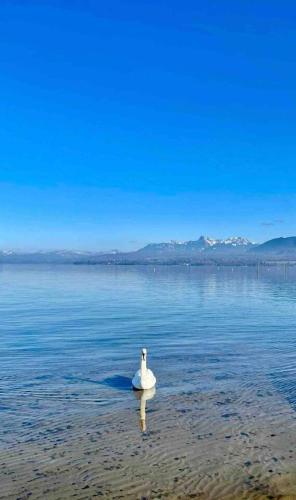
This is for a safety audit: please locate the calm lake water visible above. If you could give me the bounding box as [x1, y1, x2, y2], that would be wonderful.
[1, 264, 296, 419]
[1, 264, 296, 498]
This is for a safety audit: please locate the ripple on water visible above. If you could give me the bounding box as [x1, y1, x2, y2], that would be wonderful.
[1, 264, 296, 498]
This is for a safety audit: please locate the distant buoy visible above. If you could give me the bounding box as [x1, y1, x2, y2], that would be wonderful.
[132, 348, 156, 390]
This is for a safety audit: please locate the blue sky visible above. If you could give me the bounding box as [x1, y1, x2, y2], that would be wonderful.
[1, 1, 296, 250]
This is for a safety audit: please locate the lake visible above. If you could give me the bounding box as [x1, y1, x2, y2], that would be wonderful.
[1, 264, 296, 499]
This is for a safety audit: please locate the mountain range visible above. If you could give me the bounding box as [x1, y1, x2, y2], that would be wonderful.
[2, 236, 296, 264]
[136, 236, 254, 256]
[0, 249, 118, 264]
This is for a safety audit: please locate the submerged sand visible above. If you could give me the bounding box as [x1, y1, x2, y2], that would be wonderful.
[1, 378, 296, 500]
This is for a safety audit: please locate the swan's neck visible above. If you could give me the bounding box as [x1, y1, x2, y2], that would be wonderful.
[141, 354, 147, 376]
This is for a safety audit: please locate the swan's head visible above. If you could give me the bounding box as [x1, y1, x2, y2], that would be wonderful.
[142, 348, 147, 360]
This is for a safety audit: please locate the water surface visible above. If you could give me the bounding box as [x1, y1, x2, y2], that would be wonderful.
[1, 264, 296, 498]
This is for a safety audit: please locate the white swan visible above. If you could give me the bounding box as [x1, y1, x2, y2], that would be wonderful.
[132, 348, 156, 390]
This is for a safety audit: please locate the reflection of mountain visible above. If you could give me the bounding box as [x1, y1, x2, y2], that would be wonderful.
[133, 387, 156, 432]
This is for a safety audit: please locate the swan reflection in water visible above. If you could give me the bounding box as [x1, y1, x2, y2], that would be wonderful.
[133, 386, 156, 432]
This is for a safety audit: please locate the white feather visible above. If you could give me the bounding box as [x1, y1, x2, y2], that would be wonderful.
[132, 348, 156, 390]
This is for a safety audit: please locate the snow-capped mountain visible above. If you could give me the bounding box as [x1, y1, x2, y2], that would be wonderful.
[202, 236, 254, 247]
[137, 236, 255, 255]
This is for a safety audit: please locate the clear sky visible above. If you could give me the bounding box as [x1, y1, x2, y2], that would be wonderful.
[1, 1, 296, 251]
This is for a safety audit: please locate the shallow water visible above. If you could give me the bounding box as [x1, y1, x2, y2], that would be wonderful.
[1, 264, 296, 499]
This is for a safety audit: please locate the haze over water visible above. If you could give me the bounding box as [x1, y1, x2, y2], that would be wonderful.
[1, 264, 296, 498]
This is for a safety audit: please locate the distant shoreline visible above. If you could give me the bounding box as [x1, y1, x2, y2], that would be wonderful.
[73, 260, 296, 266]
[1, 260, 296, 267]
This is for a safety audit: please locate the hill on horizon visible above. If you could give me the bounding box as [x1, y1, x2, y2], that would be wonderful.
[251, 236, 296, 254]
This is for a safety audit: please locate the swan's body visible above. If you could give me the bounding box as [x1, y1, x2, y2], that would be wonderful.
[132, 348, 156, 390]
